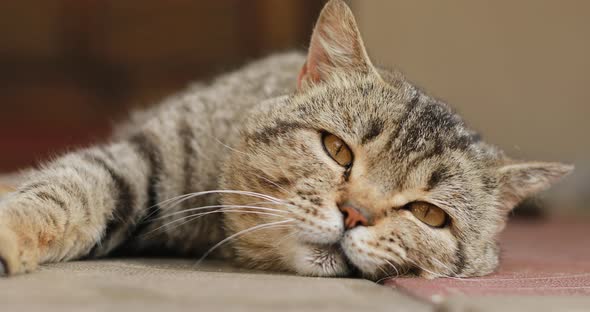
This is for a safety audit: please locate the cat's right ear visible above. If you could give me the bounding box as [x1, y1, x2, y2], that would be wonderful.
[297, 0, 379, 91]
[496, 161, 573, 212]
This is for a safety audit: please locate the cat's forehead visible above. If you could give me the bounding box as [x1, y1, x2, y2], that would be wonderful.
[289, 75, 488, 188]
[290, 75, 480, 154]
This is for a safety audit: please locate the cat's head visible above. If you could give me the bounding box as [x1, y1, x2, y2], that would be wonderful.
[220, 0, 572, 279]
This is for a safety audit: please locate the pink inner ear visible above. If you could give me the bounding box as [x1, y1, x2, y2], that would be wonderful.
[297, 61, 308, 90]
[297, 0, 375, 90]
[296, 60, 323, 90]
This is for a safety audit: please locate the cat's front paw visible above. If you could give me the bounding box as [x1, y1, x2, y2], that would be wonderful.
[0, 226, 39, 276]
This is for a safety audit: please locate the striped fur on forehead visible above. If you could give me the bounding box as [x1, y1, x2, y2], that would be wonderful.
[245, 72, 412, 141]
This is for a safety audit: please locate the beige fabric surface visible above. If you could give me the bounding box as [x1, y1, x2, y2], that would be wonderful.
[0, 259, 430, 312]
[438, 296, 590, 312]
[2, 257, 590, 312]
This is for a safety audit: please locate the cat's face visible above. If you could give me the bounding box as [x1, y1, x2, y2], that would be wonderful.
[221, 0, 571, 280]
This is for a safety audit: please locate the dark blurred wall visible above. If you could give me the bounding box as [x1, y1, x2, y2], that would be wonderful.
[0, 0, 323, 172]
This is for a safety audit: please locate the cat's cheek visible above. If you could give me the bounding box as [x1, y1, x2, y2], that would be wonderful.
[287, 242, 350, 277]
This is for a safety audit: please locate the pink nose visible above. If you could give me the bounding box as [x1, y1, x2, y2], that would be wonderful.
[339, 204, 369, 230]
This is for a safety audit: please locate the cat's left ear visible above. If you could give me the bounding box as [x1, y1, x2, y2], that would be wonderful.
[297, 0, 380, 90]
[496, 161, 573, 212]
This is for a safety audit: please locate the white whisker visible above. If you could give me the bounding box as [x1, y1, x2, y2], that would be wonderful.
[373, 256, 402, 283]
[430, 257, 458, 276]
[143, 209, 290, 237]
[273, 230, 298, 246]
[211, 136, 253, 157]
[196, 219, 295, 265]
[250, 172, 291, 194]
[138, 189, 294, 223]
[406, 259, 465, 280]
[383, 259, 400, 278]
[174, 190, 291, 206]
[152, 204, 291, 221]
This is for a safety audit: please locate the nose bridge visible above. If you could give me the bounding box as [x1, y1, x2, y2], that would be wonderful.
[347, 177, 389, 210]
[337, 173, 393, 229]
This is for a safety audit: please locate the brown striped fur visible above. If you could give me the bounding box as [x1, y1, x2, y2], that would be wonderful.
[0, 1, 572, 279]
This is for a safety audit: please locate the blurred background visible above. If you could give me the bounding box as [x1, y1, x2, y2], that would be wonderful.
[0, 1, 587, 215]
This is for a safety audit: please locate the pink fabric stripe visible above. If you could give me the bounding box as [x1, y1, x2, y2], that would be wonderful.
[385, 219, 590, 300]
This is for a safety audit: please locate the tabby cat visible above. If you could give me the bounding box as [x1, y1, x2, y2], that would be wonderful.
[0, 0, 572, 280]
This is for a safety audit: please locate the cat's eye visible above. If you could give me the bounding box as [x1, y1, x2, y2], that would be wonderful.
[322, 133, 353, 167]
[407, 202, 447, 228]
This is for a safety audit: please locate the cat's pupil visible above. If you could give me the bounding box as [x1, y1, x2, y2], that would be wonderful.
[322, 133, 353, 167]
[408, 202, 448, 228]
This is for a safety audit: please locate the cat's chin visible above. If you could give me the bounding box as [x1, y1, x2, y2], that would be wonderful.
[289, 242, 352, 277]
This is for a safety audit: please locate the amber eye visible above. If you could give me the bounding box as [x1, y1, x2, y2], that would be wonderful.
[322, 133, 353, 167]
[407, 202, 447, 228]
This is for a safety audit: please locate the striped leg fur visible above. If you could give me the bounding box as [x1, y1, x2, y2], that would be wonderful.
[0, 140, 154, 275]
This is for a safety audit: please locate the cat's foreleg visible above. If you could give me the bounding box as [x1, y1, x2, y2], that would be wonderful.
[0, 140, 153, 275]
